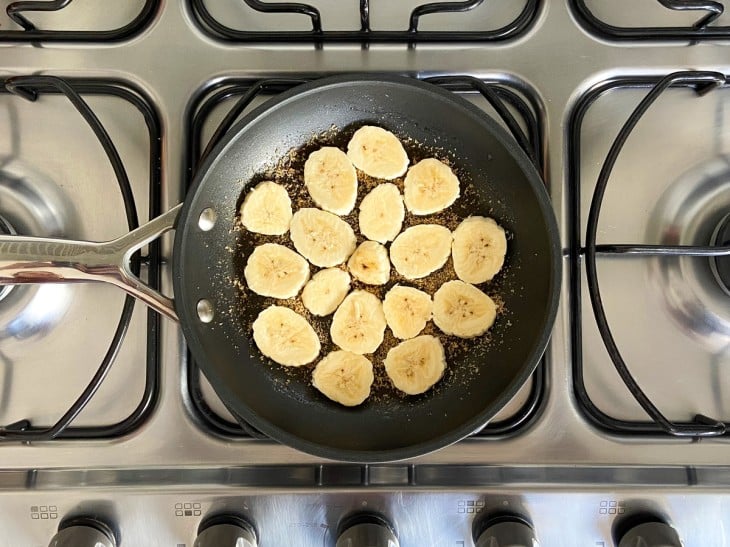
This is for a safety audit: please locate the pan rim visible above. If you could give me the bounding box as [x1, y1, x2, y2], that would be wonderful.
[174, 73, 561, 463]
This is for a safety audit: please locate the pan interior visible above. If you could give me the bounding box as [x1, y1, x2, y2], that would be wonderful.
[175, 77, 558, 459]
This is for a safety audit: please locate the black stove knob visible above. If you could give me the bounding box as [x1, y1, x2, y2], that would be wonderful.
[194, 515, 257, 547]
[616, 517, 682, 547]
[49, 517, 116, 547]
[475, 514, 539, 547]
[336, 513, 399, 547]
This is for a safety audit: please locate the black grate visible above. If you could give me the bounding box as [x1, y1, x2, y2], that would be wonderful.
[183, 74, 547, 440]
[188, 0, 540, 44]
[569, 71, 730, 437]
[570, 0, 730, 41]
[1, 0, 159, 42]
[0, 76, 162, 441]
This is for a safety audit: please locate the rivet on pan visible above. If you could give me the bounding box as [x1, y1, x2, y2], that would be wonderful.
[196, 299, 214, 323]
[198, 207, 217, 231]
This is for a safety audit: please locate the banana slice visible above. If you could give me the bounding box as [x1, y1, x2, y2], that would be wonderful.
[239, 180, 293, 235]
[382, 285, 432, 340]
[452, 216, 507, 284]
[289, 208, 357, 267]
[244, 243, 310, 299]
[330, 290, 387, 354]
[312, 350, 374, 407]
[252, 305, 320, 366]
[433, 280, 497, 338]
[301, 268, 351, 316]
[347, 241, 391, 286]
[304, 147, 358, 215]
[346, 126, 409, 180]
[403, 158, 460, 215]
[389, 224, 452, 279]
[384, 335, 446, 395]
[358, 183, 405, 243]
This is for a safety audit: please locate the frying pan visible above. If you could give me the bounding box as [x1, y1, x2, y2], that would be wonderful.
[0, 75, 560, 462]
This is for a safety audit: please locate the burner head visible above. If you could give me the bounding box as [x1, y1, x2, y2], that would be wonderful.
[647, 156, 730, 351]
[0, 214, 16, 303]
[710, 213, 730, 296]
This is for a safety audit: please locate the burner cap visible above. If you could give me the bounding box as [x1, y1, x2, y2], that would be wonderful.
[711, 213, 730, 296]
[0, 215, 16, 303]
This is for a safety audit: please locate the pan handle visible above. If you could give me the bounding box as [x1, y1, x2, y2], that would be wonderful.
[0, 204, 183, 322]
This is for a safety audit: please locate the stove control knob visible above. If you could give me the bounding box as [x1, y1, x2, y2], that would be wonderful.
[194, 515, 257, 547]
[475, 515, 539, 547]
[336, 513, 399, 547]
[49, 517, 116, 547]
[617, 518, 682, 547]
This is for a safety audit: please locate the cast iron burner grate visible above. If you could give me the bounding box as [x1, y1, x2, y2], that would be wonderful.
[570, 0, 730, 41]
[188, 0, 540, 44]
[0, 0, 159, 43]
[183, 74, 546, 439]
[0, 76, 162, 441]
[569, 71, 730, 437]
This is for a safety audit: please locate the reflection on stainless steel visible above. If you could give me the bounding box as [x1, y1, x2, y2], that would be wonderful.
[0, 205, 181, 322]
[648, 156, 730, 352]
[0, 158, 74, 339]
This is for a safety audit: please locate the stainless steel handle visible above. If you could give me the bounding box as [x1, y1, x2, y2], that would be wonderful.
[0, 204, 182, 322]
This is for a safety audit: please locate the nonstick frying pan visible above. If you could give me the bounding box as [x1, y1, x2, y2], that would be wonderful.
[0, 75, 560, 462]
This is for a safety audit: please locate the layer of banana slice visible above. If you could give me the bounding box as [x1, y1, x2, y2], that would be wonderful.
[358, 183, 405, 243]
[301, 267, 351, 316]
[433, 280, 497, 338]
[244, 243, 310, 299]
[312, 350, 374, 407]
[384, 335, 446, 395]
[289, 208, 357, 267]
[382, 285, 432, 340]
[452, 216, 507, 284]
[304, 147, 358, 215]
[346, 126, 409, 180]
[403, 158, 460, 215]
[347, 241, 391, 286]
[252, 305, 321, 366]
[330, 290, 387, 354]
[239, 180, 293, 235]
[390, 224, 452, 279]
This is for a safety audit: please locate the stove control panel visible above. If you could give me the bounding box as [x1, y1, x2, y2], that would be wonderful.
[4, 489, 723, 546]
[48, 517, 116, 547]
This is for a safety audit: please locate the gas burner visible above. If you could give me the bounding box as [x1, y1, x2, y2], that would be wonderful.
[711, 212, 730, 296]
[648, 156, 730, 351]
[0, 158, 73, 339]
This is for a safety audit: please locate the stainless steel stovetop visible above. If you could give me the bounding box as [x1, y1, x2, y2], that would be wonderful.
[1, 1, 730, 546]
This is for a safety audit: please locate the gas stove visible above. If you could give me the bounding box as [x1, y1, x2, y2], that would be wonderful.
[1, 1, 730, 546]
